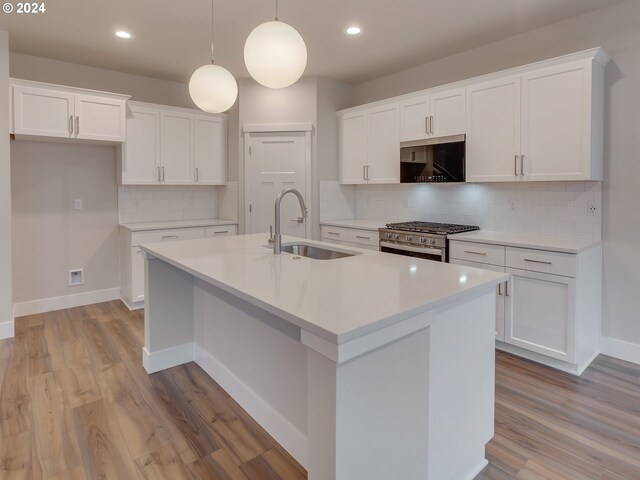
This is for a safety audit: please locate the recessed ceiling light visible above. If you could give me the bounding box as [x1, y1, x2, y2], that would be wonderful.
[114, 30, 133, 39]
[346, 26, 361, 35]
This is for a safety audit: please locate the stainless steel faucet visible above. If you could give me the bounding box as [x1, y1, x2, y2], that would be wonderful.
[269, 187, 307, 254]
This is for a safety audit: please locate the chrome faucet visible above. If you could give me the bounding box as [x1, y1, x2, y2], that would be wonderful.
[269, 187, 307, 254]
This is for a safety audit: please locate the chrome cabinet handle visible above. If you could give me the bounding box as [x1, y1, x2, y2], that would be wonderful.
[69, 115, 73, 135]
[161, 235, 179, 239]
[326, 231, 340, 236]
[195, 167, 199, 183]
[290, 217, 304, 223]
[161, 166, 165, 182]
[157, 166, 161, 182]
[365, 165, 370, 180]
[363, 165, 366, 181]
[505, 281, 509, 297]
[515, 155, 519, 176]
[212, 230, 229, 234]
[524, 258, 552, 265]
[521, 155, 525, 175]
[355, 235, 370, 240]
[497, 283, 503, 296]
[430, 116, 434, 134]
[464, 250, 486, 256]
[425, 117, 429, 134]
[75, 116, 79, 134]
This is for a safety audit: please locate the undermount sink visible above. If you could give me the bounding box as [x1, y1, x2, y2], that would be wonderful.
[278, 243, 359, 260]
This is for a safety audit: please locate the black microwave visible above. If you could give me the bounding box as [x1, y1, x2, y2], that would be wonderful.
[400, 134, 466, 183]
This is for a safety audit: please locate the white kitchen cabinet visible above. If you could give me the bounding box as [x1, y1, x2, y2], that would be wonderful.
[321, 225, 379, 251]
[194, 115, 226, 185]
[11, 79, 128, 142]
[119, 104, 161, 184]
[120, 222, 237, 308]
[339, 104, 399, 184]
[399, 88, 465, 142]
[449, 237, 601, 375]
[119, 102, 227, 186]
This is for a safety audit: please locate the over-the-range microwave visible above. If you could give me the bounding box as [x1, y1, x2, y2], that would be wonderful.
[400, 134, 465, 183]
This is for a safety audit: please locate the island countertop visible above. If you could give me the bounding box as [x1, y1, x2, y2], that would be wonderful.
[141, 234, 507, 343]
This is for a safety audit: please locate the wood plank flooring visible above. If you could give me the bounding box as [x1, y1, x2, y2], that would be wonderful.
[0, 300, 639, 479]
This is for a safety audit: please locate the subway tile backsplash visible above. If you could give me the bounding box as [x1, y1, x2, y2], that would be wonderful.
[320, 181, 602, 240]
[118, 185, 218, 224]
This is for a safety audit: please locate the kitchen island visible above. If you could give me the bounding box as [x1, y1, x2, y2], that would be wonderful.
[141, 234, 507, 480]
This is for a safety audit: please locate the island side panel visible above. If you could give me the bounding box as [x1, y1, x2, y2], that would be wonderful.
[428, 290, 496, 480]
[143, 256, 195, 373]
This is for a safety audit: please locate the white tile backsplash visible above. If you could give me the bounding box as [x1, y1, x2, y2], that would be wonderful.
[319, 181, 602, 240]
[118, 185, 218, 223]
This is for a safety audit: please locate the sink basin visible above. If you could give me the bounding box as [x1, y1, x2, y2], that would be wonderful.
[279, 243, 358, 260]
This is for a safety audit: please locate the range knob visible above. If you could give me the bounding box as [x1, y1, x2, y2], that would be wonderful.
[393, 233, 400, 240]
[429, 238, 436, 245]
[406, 235, 412, 241]
[385, 233, 392, 239]
[420, 237, 427, 243]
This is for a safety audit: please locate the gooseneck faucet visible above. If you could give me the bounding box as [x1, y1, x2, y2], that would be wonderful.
[269, 187, 308, 254]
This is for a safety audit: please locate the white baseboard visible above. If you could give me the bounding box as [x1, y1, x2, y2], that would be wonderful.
[142, 343, 194, 374]
[0, 320, 14, 340]
[121, 296, 144, 311]
[495, 342, 596, 376]
[194, 343, 308, 468]
[600, 336, 640, 365]
[12, 287, 121, 318]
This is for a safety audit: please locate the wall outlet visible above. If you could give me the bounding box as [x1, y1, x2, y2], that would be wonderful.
[508, 199, 517, 211]
[586, 202, 598, 216]
[68, 269, 84, 286]
[74, 199, 83, 210]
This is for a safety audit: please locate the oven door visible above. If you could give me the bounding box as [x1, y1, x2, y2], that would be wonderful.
[379, 241, 446, 262]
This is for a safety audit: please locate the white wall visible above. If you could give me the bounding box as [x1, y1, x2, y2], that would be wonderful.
[11, 142, 119, 304]
[351, 0, 640, 348]
[0, 31, 12, 337]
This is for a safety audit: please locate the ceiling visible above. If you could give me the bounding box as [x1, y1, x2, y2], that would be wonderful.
[0, 0, 625, 85]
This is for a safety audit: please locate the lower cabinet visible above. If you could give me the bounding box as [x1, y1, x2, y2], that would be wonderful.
[450, 239, 601, 375]
[320, 225, 379, 251]
[120, 223, 237, 308]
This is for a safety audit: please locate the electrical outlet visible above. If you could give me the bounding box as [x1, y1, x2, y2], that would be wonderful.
[587, 202, 598, 216]
[508, 199, 517, 211]
[74, 199, 83, 210]
[68, 269, 84, 286]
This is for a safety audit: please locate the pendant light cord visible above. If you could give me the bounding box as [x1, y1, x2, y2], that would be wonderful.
[275, 0, 279, 21]
[210, 0, 215, 64]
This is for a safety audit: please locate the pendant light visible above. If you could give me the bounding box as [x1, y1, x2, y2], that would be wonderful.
[244, 0, 307, 89]
[189, 0, 238, 113]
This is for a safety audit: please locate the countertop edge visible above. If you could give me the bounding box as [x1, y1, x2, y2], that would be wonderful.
[449, 231, 601, 254]
[120, 219, 239, 232]
[319, 220, 385, 231]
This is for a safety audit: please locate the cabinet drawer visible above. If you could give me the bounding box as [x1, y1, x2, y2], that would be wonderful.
[131, 227, 205, 246]
[205, 225, 237, 237]
[348, 229, 378, 247]
[449, 241, 505, 266]
[506, 247, 576, 278]
[321, 226, 351, 242]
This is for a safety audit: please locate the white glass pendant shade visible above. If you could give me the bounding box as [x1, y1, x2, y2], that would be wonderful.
[244, 20, 307, 89]
[189, 64, 238, 113]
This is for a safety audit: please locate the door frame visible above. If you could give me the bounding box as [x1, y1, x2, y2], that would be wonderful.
[241, 123, 313, 238]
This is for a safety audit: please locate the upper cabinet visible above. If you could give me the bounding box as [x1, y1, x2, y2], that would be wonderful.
[399, 88, 465, 142]
[339, 103, 399, 184]
[11, 79, 129, 143]
[118, 101, 227, 186]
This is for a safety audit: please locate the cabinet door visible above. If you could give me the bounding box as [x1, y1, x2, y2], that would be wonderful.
[367, 104, 400, 183]
[521, 62, 590, 181]
[450, 258, 506, 341]
[506, 268, 576, 362]
[120, 105, 160, 185]
[194, 115, 226, 185]
[431, 88, 465, 137]
[466, 76, 521, 182]
[399, 96, 430, 142]
[12, 85, 74, 138]
[339, 112, 368, 184]
[161, 111, 194, 184]
[131, 247, 146, 303]
[74, 94, 126, 142]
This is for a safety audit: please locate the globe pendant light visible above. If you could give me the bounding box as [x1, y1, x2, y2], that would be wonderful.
[189, 0, 238, 113]
[244, 0, 307, 89]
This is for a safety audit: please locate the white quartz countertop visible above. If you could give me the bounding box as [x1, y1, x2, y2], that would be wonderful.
[120, 218, 238, 232]
[141, 234, 507, 343]
[449, 230, 601, 254]
[320, 219, 387, 231]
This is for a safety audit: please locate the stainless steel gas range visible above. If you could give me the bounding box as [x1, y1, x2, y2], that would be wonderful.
[379, 221, 480, 262]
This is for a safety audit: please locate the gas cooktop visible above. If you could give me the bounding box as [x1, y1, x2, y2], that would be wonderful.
[384, 221, 480, 235]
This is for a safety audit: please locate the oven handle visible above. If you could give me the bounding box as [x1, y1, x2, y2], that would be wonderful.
[380, 241, 443, 256]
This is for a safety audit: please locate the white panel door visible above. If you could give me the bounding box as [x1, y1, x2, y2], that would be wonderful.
[339, 112, 367, 184]
[249, 132, 307, 238]
[121, 105, 160, 184]
[521, 62, 589, 181]
[506, 268, 576, 362]
[194, 115, 226, 185]
[74, 94, 126, 142]
[399, 96, 430, 142]
[13, 85, 74, 138]
[161, 111, 194, 184]
[430, 88, 465, 137]
[367, 103, 400, 183]
[466, 76, 521, 182]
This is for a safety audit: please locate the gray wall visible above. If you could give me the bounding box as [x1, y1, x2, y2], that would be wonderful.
[353, 0, 640, 345]
[0, 31, 12, 333]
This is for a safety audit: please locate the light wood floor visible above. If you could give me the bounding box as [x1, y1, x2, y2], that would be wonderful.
[0, 301, 639, 479]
